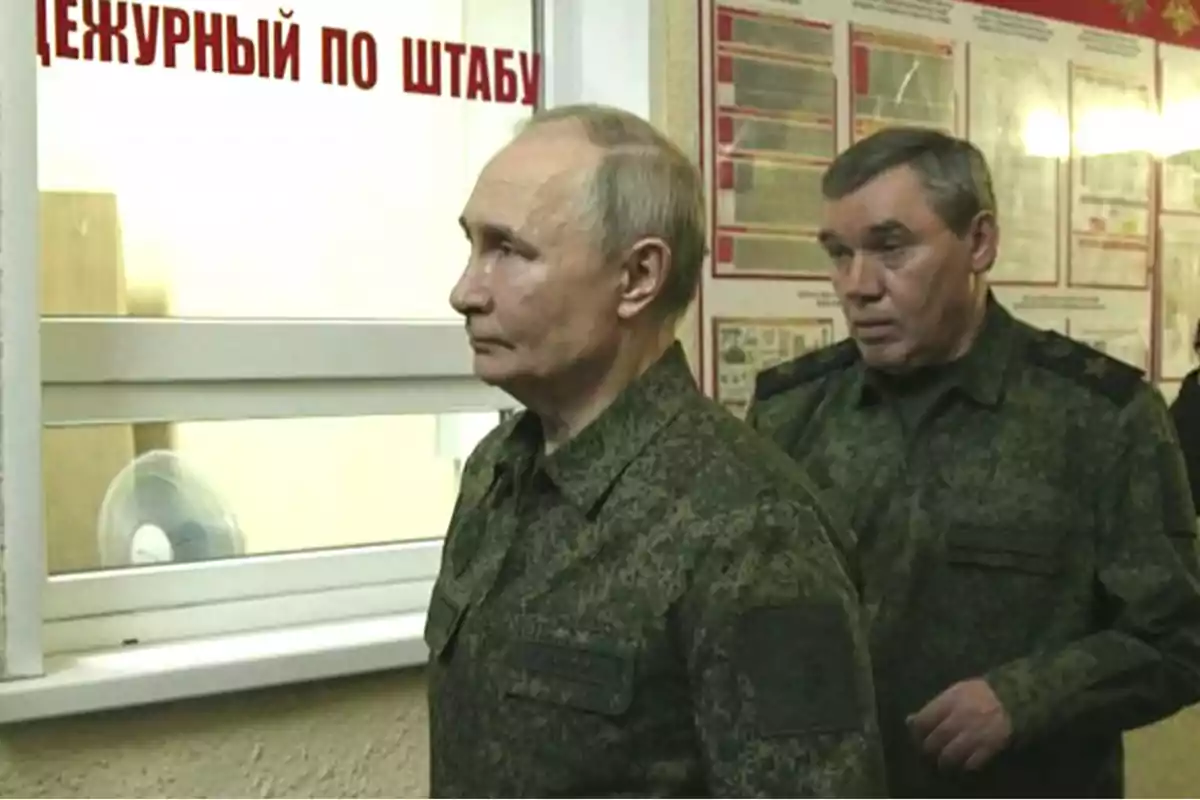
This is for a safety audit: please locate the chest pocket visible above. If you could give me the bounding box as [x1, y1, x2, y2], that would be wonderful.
[945, 524, 1061, 575]
[503, 616, 637, 716]
[941, 480, 1090, 578]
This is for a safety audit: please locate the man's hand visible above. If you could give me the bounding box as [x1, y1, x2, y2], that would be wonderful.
[907, 678, 1013, 771]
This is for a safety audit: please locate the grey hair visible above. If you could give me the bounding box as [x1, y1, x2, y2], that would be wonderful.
[821, 127, 996, 235]
[521, 104, 707, 319]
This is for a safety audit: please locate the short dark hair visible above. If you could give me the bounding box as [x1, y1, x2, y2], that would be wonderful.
[822, 127, 996, 235]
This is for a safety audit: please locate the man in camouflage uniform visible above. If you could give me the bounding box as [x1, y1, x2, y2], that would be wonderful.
[748, 126, 1200, 797]
[425, 104, 886, 797]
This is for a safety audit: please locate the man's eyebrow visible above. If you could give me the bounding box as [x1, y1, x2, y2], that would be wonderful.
[459, 216, 513, 239]
[864, 219, 911, 238]
[818, 221, 912, 249]
[458, 216, 539, 257]
[459, 215, 519, 236]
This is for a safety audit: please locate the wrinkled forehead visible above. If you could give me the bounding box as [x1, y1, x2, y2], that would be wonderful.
[461, 127, 600, 241]
[820, 164, 944, 241]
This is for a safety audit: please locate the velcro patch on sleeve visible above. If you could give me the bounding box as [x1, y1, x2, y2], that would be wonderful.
[734, 603, 864, 737]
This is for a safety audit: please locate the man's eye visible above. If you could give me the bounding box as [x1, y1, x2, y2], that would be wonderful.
[497, 240, 517, 257]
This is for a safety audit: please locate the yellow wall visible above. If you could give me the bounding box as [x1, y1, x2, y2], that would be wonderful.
[0, 670, 430, 797]
[1127, 707, 1200, 797]
[0, 668, 1196, 797]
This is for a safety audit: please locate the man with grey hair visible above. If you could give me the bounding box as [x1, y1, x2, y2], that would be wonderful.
[748, 126, 1200, 796]
[424, 103, 886, 797]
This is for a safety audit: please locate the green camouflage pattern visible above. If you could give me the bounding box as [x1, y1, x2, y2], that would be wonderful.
[747, 297, 1200, 797]
[426, 343, 886, 797]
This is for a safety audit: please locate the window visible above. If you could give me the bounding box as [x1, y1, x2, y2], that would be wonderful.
[37, 0, 535, 321]
[39, 321, 507, 654]
[0, 0, 657, 723]
[45, 415, 488, 572]
[34, 0, 535, 662]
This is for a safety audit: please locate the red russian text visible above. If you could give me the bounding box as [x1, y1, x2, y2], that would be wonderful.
[519, 50, 541, 107]
[37, 0, 52, 65]
[132, 3, 159, 66]
[320, 27, 377, 90]
[35, 3, 543, 101]
[404, 37, 445, 96]
[492, 48, 517, 104]
[37, 2, 300, 82]
[82, 0, 130, 63]
[401, 37, 540, 106]
[193, 12, 299, 80]
[320, 27, 377, 89]
[465, 46, 492, 102]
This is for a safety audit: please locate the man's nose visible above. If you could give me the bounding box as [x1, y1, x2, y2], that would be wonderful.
[449, 258, 492, 316]
[843, 252, 884, 301]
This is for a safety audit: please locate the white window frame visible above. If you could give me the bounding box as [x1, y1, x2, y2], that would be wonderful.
[40, 320, 513, 657]
[0, 0, 656, 723]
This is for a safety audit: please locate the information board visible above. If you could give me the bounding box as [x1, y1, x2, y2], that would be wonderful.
[695, 0, 1200, 394]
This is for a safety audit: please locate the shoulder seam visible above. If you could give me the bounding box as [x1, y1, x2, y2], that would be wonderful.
[1024, 329, 1144, 406]
[753, 340, 858, 402]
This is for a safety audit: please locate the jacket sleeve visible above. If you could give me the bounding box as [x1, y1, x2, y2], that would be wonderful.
[1168, 372, 1200, 515]
[678, 497, 887, 797]
[744, 392, 790, 442]
[986, 386, 1200, 743]
[743, 398, 764, 431]
[744, 379, 830, 455]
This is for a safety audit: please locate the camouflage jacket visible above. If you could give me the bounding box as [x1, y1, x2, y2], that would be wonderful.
[748, 298, 1200, 797]
[425, 343, 886, 797]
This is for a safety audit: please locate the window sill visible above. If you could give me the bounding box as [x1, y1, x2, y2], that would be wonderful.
[0, 611, 429, 724]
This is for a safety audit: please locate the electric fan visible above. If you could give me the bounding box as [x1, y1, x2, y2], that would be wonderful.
[96, 449, 246, 567]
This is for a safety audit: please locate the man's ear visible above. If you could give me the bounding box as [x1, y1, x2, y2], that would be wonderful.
[616, 237, 671, 320]
[967, 211, 999, 275]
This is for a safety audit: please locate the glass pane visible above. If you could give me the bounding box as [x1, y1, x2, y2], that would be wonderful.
[43, 412, 500, 574]
[37, 0, 534, 320]
[851, 28, 954, 140]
